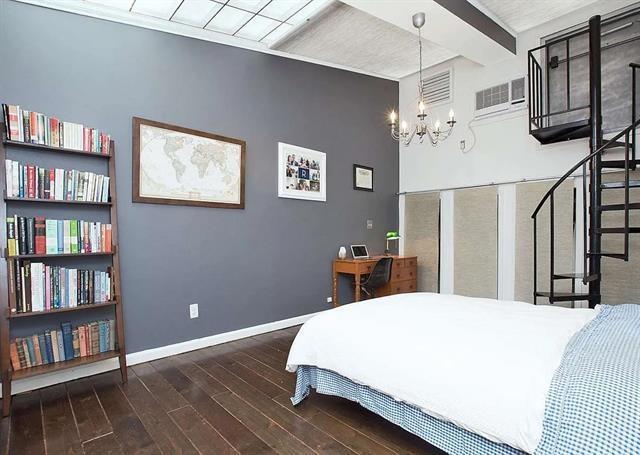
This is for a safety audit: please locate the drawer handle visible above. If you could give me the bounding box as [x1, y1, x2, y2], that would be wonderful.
[396, 287, 401, 292]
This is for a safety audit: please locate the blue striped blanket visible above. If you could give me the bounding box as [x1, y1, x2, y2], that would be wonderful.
[292, 304, 640, 454]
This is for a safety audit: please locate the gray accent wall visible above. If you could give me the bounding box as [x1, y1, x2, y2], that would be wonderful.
[0, 2, 399, 352]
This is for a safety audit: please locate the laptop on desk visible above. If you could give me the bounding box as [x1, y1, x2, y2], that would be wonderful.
[350, 245, 370, 259]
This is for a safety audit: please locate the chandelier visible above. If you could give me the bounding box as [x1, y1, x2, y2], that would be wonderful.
[389, 12, 456, 147]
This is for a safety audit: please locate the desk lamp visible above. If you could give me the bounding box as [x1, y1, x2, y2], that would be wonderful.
[385, 231, 401, 255]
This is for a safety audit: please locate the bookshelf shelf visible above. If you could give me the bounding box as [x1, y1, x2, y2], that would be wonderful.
[7, 251, 114, 259]
[4, 196, 111, 206]
[2, 137, 111, 159]
[12, 350, 120, 380]
[8, 300, 117, 319]
[1, 119, 126, 417]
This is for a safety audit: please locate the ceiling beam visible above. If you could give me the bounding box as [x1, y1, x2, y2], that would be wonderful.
[342, 0, 517, 66]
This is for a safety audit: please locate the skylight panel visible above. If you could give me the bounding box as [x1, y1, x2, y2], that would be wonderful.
[171, 0, 222, 27]
[227, 0, 271, 13]
[205, 5, 254, 35]
[131, 0, 183, 20]
[260, 0, 307, 21]
[235, 14, 280, 40]
[261, 22, 293, 45]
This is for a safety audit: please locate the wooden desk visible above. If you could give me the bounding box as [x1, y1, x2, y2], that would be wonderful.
[332, 255, 417, 307]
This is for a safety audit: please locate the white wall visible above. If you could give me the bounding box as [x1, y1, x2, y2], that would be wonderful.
[399, 0, 635, 194]
[398, 0, 637, 302]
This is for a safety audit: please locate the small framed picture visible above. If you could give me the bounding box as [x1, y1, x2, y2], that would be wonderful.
[353, 164, 373, 191]
[278, 142, 326, 202]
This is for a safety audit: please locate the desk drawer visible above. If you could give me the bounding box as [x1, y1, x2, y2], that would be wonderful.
[392, 267, 415, 282]
[387, 279, 416, 294]
[404, 257, 417, 268]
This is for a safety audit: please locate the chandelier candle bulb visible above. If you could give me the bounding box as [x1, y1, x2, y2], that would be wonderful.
[389, 110, 397, 124]
[449, 109, 454, 121]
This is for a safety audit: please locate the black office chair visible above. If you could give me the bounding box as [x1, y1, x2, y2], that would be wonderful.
[359, 257, 393, 299]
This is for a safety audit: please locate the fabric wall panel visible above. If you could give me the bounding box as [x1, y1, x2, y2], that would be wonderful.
[514, 180, 574, 305]
[404, 193, 440, 292]
[453, 186, 498, 299]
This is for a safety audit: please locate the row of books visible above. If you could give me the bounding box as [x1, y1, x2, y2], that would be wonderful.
[2, 104, 111, 154]
[5, 160, 110, 203]
[10, 319, 116, 371]
[9, 260, 112, 313]
[6, 216, 112, 256]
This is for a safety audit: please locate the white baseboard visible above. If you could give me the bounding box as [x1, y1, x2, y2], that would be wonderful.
[1, 310, 322, 398]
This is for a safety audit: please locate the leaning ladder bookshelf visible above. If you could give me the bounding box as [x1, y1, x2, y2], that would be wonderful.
[0, 123, 127, 416]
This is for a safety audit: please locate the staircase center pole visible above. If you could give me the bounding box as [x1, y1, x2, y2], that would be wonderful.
[588, 15, 603, 308]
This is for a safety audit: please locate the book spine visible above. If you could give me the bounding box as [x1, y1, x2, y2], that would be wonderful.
[26, 217, 35, 254]
[61, 322, 74, 360]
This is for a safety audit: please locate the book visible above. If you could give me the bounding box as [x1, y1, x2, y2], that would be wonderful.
[10, 341, 20, 371]
[61, 322, 74, 360]
[2, 104, 111, 154]
[57, 329, 66, 362]
[35, 217, 46, 255]
[45, 219, 57, 254]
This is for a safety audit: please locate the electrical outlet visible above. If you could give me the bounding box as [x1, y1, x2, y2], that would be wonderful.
[367, 219, 373, 230]
[326, 297, 333, 303]
[189, 303, 199, 319]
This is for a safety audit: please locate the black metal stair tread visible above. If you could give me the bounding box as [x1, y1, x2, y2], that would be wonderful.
[553, 272, 599, 282]
[530, 119, 590, 145]
[587, 251, 626, 259]
[599, 203, 640, 211]
[535, 291, 590, 301]
[596, 227, 640, 234]
[601, 180, 640, 189]
[603, 140, 627, 149]
[601, 159, 640, 168]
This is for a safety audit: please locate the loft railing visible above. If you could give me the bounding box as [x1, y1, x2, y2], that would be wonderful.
[531, 116, 639, 304]
[528, 28, 591, 134]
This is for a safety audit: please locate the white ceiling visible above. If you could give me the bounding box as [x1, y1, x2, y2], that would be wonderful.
[274, 3, 456, 79]
[477, 0, 602, 33]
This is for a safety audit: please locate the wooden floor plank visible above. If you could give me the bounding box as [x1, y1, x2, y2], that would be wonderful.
[219, 351, 397, 455]
[213, 387, 316, 455]
[308, 394, 442, 455]
[131, 362, 189, 412]
[151, 357, 274, 455]
[231, 351, 296, 390]
[168, 405, 237, 455]
[171, 352, 228, 397]
[91, 371, 160, 455]
[9, 391, 45, 455]
[82, 432, 124, 455]
[120, 375, 199, 454]
[8, 326, 442, 455]
[41, 384, 83, 455]
[272, 393, 398, 455]
[66, 377, 113, 442]
[189, 351, 354, 454]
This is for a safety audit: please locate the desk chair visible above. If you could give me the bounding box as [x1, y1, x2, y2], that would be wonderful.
[359, 257, 393, 299]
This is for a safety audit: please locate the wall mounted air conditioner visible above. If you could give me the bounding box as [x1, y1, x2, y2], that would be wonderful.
[474, 77, 526, 119]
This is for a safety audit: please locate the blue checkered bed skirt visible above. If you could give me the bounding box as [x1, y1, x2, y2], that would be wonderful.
[291, 304, 640, 455]
[291, 365, 523, 455]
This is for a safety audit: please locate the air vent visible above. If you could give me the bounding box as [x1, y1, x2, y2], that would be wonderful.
[474, 77, 527, 118]
[511, 77, 525, 104]
[476, 83, 509, 110]
[421, 70, 452, 106]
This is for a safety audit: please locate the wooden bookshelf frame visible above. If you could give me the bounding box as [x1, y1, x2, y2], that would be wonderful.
[0, 127, 127, 416]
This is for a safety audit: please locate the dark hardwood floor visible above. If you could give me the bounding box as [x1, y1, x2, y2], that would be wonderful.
[1, 326, 445, 454]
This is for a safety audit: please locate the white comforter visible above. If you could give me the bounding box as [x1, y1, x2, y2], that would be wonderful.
[286, 293, 597, 454]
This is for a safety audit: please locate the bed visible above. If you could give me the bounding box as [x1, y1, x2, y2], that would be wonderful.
[286, 293, 640, 455]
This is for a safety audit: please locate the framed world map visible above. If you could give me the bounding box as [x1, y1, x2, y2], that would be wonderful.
[132, 117, 245, 209]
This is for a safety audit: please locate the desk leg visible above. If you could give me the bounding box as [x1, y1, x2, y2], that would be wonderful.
[354, 273, 361, 302]
[332, 264, 338, 307]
